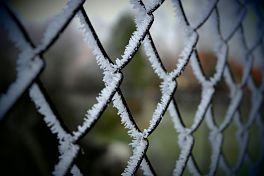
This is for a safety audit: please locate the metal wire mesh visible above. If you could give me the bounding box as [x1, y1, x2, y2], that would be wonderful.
[0, 0, 263, 175]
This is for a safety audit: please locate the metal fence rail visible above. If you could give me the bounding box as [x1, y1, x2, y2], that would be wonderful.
[0, 0, 263, 175]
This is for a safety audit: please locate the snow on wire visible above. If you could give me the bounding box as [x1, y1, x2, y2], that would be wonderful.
[0, 0, 264, 175]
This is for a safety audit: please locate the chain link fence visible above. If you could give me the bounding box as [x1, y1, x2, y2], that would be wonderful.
[0, 0, 263, 175]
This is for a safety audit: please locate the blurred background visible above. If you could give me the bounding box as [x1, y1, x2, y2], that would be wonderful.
[0, 0, 263, 175]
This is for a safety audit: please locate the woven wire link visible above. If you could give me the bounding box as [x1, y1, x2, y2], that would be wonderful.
[0, 0, 263, 175]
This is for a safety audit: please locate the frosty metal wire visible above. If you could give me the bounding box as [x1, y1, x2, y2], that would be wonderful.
[0, 0, 263, 175]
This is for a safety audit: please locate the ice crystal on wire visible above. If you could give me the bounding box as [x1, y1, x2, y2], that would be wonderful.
[0, 7, 43, 119]
[1, 0, 264, 175]
[70, 165, 83, 176]
[122, 139, 147, 176]
[36, 0, 85, 53]
[29, 84, 69, 140]
[171, 30, 198, 78]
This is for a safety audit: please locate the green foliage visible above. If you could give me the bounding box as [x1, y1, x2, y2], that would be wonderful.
[107, 14, 136, 59]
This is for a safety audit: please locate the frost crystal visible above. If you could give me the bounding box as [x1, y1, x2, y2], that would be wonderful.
[36, 0, 85, 53]
[0, 7, 44, 119]
[122, 139, 147, 176]
[1, 0, 264, 175]
[29, 84, 69, 140]
[70, 165, 83, 176]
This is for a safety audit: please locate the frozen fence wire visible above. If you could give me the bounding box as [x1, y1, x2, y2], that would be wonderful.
[0, 0, 264, 175]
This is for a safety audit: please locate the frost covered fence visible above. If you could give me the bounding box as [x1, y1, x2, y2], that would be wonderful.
[0, 0, 264, 175]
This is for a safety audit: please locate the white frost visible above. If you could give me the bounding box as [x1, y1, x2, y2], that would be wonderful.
[173, 134, 194, 176]
[53, 144, 80, 176]
[116, 14, 153, 68]
[190, 52, 207, 84]
[122, 139, 147, 176]
[29, 84, 82, 176]
[36, 0, 85, 53]
[140, 158, 154, 176]
[146, 79, 176, 135]
[192, 0, 219, 29]
[219, 89, 242, 131]
[0, 6, 44, 119]
[190, 84, 214, 133]
[0, 58, 43, 119]
[112, 93, 141, 138]
[208, 132, 223, 175]
[210, 42, 227, 84]
[73, 72, 122, 141]
[143, 35, 167, 79]
[170, 30, 198, 78]
[70, 165, 83, 176]
[77, 11, 114, 72]
[29, 84, 69, 141]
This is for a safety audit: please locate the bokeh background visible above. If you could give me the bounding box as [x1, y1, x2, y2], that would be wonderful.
[0, 0, 263, 175]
